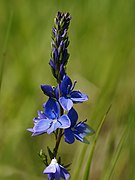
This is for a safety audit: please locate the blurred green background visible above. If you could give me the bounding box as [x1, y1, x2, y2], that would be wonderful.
[0, 0, 135, 180]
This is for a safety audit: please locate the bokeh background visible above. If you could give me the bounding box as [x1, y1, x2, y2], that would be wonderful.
[0, 0, 135, 180]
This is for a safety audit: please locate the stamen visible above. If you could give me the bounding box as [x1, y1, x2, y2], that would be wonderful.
[71, 80, 77, 91]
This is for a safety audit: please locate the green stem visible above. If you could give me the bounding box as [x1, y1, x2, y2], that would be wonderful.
[53, 129, 63, 157]
[53, 85, 63, 158]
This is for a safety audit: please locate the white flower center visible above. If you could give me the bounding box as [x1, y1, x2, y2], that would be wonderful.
[51, 158, 57, 164]
[53, 119, 57, 123]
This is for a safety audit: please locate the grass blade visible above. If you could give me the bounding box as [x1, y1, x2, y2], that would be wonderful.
[102, 105, 134, 180]
[103, 128, 127, 180]
[71, 145, 87, 179]
[0, 10, 13, 91]
[83, 105, 112, 180]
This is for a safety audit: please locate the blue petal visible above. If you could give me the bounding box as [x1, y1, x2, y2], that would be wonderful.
[59, 97, 73, 111]
[37, 110, 46, 119]
[27, 118, 52, 136]
[31, 131, 47, 136]
[48, 174, 55, 180]
[58, 115, 71, 129]
[60, 165, 70, 180]
[74, 132, 90, 144]
[44, 98, 60, 119]
[70, 91, 88, 103]
[64, 129, 75, 144]
[74, 122, 95, 136]
[33, 111, 46, 123]
[27, 128, 45, 136]
[27, 128, 34, 133]
[33, 117, 39, 123]
[68, 108, 78, 127]
[43, 164, 56, 174]
[33, 119, 51, 135]
[47, 121, 60, 134]
[55, 164, 61, 180]
[60, 75, 72, 95]
[54, 85, 59, 99]
[41, 85, 55, 97]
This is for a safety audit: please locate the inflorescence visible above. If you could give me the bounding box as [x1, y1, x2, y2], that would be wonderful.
[27, 11, 95, 180]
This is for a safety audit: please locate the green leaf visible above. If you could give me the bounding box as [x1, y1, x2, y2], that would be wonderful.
[38, 149, 48, 166]
[47, 146, 54, 160]
[57, 156, 61, 164]
[64, 163, 72, 169]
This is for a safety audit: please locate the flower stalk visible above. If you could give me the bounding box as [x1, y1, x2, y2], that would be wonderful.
[53, 87, 64, 158]
[27, 11, 95, 180]
[53, 129, 63, 157]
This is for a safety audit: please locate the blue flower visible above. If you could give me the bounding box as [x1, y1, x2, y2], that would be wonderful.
[27, 98, 71, 136]
[59, 75, 88, 111]
[27, 110, 51, 136]
[43, 158, 70, 180]
[64, 108, 95, 144]
[41, 84, 59, 99]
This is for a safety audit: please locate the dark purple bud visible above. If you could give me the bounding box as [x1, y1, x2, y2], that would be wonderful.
[41, 85, 55, 97]
[53, 48, 58, 63]
[62, 49, 69, 65]
[62, 29, 67, 38]
[52, 27, 56, 36]
[60, 64, 66, 79]
[49, 59, 55, 70]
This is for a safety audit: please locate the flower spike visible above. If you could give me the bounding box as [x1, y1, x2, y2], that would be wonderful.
[50, 12, 72, 82]
[27, 12, 95, 179]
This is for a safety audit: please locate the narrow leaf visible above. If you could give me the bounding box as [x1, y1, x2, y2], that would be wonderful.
[47, 146, 54, 160]
[83, 105, 112, 180]
[103, 123, 130, 180]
